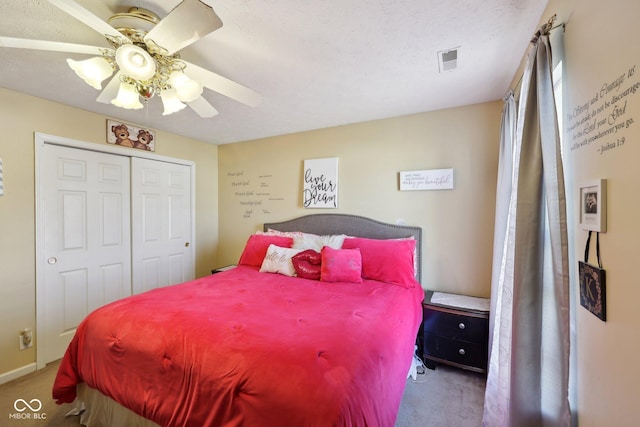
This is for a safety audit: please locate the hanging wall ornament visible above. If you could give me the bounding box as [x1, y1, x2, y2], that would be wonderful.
[579, 231, 606, 321]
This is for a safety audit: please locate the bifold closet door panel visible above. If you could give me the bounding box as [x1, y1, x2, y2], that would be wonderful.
[40, 144, 132, 363]
[131, 157, 194, 294]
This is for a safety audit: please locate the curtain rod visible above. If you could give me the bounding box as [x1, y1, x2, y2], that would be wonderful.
[532, 14, 561, 42]
[509, 15, 565, 96]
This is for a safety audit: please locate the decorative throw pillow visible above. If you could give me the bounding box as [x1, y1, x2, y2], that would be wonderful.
[342, 237, 416, 286]
[261, 229, 304, 239]
[238, 234, 293, 267]
[320, 246, 363, 283]
[259, 245, 304, 276]
[292, 249, 322, 280]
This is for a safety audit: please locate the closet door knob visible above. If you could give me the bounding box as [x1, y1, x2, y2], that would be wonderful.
[458, 322, 466, 330]
[47, 257, 58, 264]
[185, 242, 190, 247]
[458, 348, 466, 355]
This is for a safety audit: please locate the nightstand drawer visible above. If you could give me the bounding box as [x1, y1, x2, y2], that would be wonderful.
[424, 332, 487, 370]
[423, 309, 487, 341]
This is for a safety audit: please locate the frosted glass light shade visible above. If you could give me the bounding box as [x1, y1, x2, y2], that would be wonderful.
[169, 71, 203, 102]
[67, 57, 113, 89]
[160, 88, 186, 115]
[115, 45, 156, 81]
[111, 81, 143, 109]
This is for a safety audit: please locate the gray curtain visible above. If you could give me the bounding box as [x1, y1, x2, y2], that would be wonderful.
[483, 23, 570, 427]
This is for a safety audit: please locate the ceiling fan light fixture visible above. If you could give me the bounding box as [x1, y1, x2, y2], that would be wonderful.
[115, 44, 156, 81]
[169, 71, 203, 102]
[160, 87, 187, 115]
[67, 56, 113, 89]
[8, 0, 259, 118]
[112, 81, 144, 109]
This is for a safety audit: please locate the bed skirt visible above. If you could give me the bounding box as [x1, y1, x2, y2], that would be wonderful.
[76, 383, 159, 427]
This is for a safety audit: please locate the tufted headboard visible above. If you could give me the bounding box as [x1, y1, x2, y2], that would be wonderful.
[264, 213, 422, 283]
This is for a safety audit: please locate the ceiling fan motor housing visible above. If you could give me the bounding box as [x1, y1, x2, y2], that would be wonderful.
[2, 0, 258, 118]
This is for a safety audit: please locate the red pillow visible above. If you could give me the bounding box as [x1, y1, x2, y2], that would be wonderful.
[342, 237, 416, 286]
[320, 246, 362, 283]
[238, 234, 293, 267]
[292, 249, 322, 280]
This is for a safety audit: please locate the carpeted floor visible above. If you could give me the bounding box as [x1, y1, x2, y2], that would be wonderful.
[396, 364, 487, 426]
[0, 361, 78, 427]
[0, 360, 486, 426]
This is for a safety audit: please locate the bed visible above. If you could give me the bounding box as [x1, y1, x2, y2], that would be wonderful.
[53, 214, 424, 427]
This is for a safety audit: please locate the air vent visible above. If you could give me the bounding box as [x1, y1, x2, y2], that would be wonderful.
[438, 47, 460, 73]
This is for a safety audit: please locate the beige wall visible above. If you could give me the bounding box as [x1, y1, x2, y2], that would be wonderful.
[0, 88, 218, 376]
[217, 0, 640, 422]
[218, 102, 502, 295]
[543, 0, 640, 424]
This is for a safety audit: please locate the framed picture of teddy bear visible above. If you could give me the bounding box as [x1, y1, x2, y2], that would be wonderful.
[107, 119, 156, 152]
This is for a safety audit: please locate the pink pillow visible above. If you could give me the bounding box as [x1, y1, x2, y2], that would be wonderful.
[238, 234, 293, 267]
[292, 249, 322, 280]
[320, 247, 363, 283]
[341, 237, 416, 286]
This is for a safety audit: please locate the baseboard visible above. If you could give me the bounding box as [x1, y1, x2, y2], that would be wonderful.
[0, 363, 37, 385]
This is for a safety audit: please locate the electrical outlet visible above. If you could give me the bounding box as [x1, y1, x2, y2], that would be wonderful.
[19, 329, 33, 350]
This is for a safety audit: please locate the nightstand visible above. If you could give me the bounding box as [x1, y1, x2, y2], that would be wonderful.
[422, 290, 490, 374]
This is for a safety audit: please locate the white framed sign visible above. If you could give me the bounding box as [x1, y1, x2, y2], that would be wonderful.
[399, 168, 454, 191]
[303, 157, 338, 208]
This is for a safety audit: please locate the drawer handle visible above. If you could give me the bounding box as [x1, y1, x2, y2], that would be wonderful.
[458, 348, 466, 355]
[458, 322, 466, 330]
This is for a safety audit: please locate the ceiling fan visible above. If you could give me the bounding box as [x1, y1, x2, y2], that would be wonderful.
[0, 0, 261, 118]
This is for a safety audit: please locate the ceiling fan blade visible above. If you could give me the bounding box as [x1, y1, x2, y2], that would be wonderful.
[144, 0, 223, 55]
[187, 96, 219, 118]
[96, 72, 122, 104]
[182, 60, 261, 108]
[0, 36, 104, 55]
[47, 0, 125, 40]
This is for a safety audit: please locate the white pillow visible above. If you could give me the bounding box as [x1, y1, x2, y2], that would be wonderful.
[261, 229, 346, 252]
[259, 244, 304, 276]
[292, 232, 346, 252]
[396, 236, 418, 278]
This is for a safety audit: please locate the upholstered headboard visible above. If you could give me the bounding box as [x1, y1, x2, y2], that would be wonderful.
[264, 214, 422, 283]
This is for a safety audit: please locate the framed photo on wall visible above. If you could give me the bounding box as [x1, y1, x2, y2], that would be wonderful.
[579, 179, 607, 232]
[107, 119, 156, 152]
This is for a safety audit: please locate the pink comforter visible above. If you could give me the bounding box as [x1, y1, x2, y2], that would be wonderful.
[53, 266, 423, 427]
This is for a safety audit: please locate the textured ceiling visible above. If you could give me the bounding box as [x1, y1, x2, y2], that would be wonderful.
[0, 0, 548, 144]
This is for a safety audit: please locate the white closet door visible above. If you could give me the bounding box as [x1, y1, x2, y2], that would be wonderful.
[131, 158, 193, 294]
[41, 144, 131, 363]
